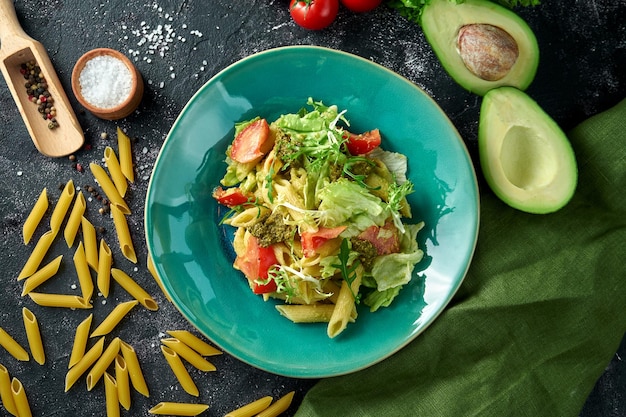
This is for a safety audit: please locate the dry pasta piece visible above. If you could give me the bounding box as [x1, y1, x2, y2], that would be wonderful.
[0, 327, 29, 362]
[110, 268, 158, 311]
[327, 266, 363, 339]
[90, 300, 138, 338]
[160, 345, 198, 396]
[86, 337, 121, 391]
[120, 340, 149, 397]
[89, 163, 131, 214]
[28, 292, 92, 309]
[23, 187, 48, 245]
[104, 372, 120, 417]
[0, 364, 18, 416]
[161, 338, 215, 372]
[115, 355, 131, 411]
[64, 191, 86, 247]
[147, 252, 171, 302]
[50, 179, 75, 236]
[256, 391, 295, 417]
[104, 146, 128, 197]
[10, 378, 31, 417]
[21, 255, 63, 296]
[69, 314, 93, 369]
[275, 304, 336, 323]
[148, 402, 209, 416]
[74, 242, 94, 302]
[97, 239, 113, 297]
[110, 204, 137, 263]
[22, 308, 45, 365]
[81, 217, 99, 270]
[117, 127, 134, 183]
[225, 395, 273, 417]
[17, 230, 55, 280]
[166, 331, 221, 357]
[65, 337, 105, 391]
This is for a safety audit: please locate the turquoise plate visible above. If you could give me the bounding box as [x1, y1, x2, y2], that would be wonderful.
[145, 46, 479, 378]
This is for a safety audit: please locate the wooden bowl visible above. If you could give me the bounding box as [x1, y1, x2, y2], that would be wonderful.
[71, 48, 143, 120]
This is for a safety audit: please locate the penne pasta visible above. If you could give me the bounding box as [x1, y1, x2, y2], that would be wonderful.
[86, 337, 121, 391]
[50, 179, 75, 236]
[89, 163, 131, 215]
[256, 391, 295, 417]
[147, 252, 171, 302]
[20, 255, 63, 296]
[21, 308, 45, 365]
[90, 300, 138, 338]
[10, 378, 31, 417]
[104, 146, 128, 197]
[69, 314, 93, 369]
[224, 396, 273, 417]
[0, 327, 29, 362]
[117, 127, 134, 183]
[327, 266, 363, 339]
[28, 292, 92, 309]
[160, 345, 198, 397]
[23, 187, 48, 245]
[115, 355, 131, 411]
[81, 217, 99, 270]
[161, 338, 216, 372]
[104, 372, 120, 417]
[120, 340, 149, 397]
[110, 268, 158, 311]
[97, 239, 113, 297]
[64, 191, 85, 247]
[0, 364, 18, 417]
[73, 242, 94, 302]
[17, 230, 55, 280]
[65, 337, 105, 391]
[148, 402, 209, 416]
[166, 331, 222, 357]
[275, 304, 335, 323]
[110, 204, 137, 263]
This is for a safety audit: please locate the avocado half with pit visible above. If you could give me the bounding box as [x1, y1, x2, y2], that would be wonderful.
[478, 87, 578, 214]
[421, 0, 539, 96]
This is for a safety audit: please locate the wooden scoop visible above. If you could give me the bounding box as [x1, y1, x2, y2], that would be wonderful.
[0, 0, 84, 157]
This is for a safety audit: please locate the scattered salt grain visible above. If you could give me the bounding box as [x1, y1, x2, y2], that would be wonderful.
[79, 55, 132, 109]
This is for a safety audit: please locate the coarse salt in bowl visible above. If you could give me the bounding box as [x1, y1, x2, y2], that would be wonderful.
[71, 48, 143, 120]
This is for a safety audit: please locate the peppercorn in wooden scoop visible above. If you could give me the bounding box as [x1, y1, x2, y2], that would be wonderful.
[0, 0, 84, 157]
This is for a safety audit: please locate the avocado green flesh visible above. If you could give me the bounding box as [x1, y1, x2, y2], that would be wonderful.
[478, 87, 578, 214]
[421, 0, 539, 96]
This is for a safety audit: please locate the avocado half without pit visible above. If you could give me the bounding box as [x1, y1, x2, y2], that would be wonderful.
[478, 87, 578, 214]
[421, 0, 539, 96]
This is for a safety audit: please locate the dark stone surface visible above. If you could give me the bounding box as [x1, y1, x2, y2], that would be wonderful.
[0, 1, 623, 416]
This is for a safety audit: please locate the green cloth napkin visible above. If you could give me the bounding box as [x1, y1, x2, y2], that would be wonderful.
[295, 98, 626, 417]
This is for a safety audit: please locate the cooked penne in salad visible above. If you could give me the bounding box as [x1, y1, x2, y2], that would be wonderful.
[213, 98, 425, 338]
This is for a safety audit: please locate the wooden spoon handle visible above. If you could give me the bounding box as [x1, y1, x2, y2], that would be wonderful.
[0, 0, 31, 43]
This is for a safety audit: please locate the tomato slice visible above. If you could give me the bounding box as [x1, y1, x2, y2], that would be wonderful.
[229, 119, 273, 164]
[345, 128, 382, 155]
[356, 221, 400, 255]
[212, 186, 251, 207]
[300, 226, 347, 257]
[234, 235, 278, 294]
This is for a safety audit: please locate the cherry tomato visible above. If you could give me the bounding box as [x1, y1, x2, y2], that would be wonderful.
[357, 220, 400, 255]
[212, 186, 252, 207]
[234, 235, 278, 294]
[340, 0, 382, 13]
[229, 118, 272, 164]
[345, 128, 382, 155]
[300, 226, 347, 257]
[289, 0, 339, 31]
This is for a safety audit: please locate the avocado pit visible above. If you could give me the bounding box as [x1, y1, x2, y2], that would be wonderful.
[457, 24, 519, 81]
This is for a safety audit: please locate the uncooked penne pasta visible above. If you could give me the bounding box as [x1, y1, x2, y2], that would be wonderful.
[117, 127, 134, 183]
[81, 217, 99, 270]
[166, 331, 221, 357]
[21, 254, 63, 296]
[120, 340, 149, 397]
[90, 300, 138, 338]
[28, 292, 92, 309]
[275, 304, 336, 323]
[22, 308, 45, 365]
[17, 230, 55, 280]
[104, 146, 128, 197]
[0, 364, 18, 417]
[161, 338, 215, 372]
[65, 337, 105, 391]
[86, 337, 121, 391]
[74, 242, 94, 302]
[110, 204, 137, 264]
[0, 327, 29, 362]
[147, 252, 171, 302]
[97, 239, 113, 297]
[10, 378, 31, 417]
[23, 187, 48, 245]
[104, 372, 120, 417]
[64, 191, 85, 247]
[256, 391, 295, 417]
[225, 396, 273, 417]
[110, 268, 158, 311]
[50, 179, 75, 236]
[148, 402, 209, 416]
[327, 267, 363, 339]
[160, 345, 198, 397]
[115, 355, 131, 411]
[69, 314, 93, 369]
[89, 163, 130, 215]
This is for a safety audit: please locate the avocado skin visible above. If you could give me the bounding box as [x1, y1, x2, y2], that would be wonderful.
[421, 0, 539, 96]
[478, 87, 578, 214]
